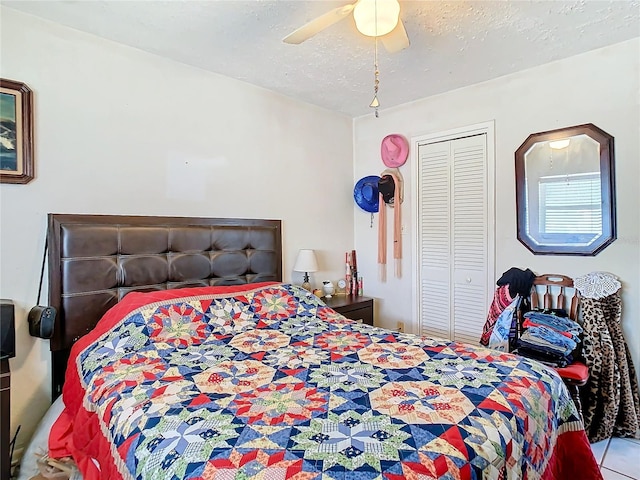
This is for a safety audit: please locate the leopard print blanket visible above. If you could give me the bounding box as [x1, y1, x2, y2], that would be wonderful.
[580, 291, 640, 442]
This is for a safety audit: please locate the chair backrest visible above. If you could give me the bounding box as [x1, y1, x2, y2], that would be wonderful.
[530, 274, 580, 321]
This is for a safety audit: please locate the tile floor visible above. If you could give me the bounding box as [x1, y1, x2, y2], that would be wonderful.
[591, 434, 640, 479]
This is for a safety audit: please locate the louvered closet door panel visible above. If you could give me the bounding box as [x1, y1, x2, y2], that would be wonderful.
[453, 282, 486, 344]
[418, 141, 451, 339]
[452, 135, 488, 345]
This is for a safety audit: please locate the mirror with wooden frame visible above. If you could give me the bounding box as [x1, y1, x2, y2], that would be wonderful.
[515, 123, 616, 255]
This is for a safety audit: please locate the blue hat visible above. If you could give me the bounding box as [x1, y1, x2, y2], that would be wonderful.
[353, 175, 380, 213]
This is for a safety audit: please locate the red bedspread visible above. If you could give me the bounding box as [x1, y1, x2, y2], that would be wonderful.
[50, 282, 602, 480]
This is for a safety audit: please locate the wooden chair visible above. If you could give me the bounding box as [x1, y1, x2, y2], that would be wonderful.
[521, 274, 589, 420]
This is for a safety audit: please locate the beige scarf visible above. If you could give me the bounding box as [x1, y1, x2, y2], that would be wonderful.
[378, 169, 402, 281]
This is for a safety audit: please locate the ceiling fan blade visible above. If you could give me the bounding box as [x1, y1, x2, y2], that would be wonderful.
[283, 3, 357, 44]
[381, 18, 410, 53]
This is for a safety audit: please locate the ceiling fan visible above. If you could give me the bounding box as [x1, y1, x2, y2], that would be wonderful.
[283, 0, 410, 53]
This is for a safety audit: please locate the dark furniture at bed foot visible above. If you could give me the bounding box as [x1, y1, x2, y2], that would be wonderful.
[323, 295, 374, 325]
[564, 382, 584, 421]
[1, 358, 10, 480]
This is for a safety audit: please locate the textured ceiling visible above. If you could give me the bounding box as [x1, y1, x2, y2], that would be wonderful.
[4, 0, 640, 117]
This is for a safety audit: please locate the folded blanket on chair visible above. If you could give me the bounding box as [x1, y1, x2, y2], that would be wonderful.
[480, 285, 513, 346]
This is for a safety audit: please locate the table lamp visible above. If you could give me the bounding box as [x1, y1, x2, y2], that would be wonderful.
[293, 249, 318, 291]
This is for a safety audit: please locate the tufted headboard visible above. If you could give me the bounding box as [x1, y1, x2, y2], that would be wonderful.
[47, 214, 282, 397]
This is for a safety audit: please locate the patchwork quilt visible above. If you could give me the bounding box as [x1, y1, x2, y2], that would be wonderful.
[51, 283, 602, 480]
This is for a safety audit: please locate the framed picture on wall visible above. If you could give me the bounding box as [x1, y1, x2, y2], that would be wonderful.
[0, 78, 34, 184]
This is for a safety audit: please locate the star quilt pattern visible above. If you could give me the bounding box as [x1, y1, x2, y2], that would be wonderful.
[54, 283, 601, 480]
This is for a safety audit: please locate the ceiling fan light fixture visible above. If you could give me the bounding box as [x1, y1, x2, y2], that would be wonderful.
[354, 0, 400, 37]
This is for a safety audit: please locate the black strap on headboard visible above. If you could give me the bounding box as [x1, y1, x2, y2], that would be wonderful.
[47, 214, 282, 398]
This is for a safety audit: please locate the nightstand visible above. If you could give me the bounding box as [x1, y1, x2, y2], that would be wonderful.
[323, 295, 374, 326]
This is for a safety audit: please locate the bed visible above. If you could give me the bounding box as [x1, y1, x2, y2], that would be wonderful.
[26, 214, 601, 480]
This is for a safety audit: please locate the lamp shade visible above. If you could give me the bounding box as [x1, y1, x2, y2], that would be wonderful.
[293, 249, 318, 273]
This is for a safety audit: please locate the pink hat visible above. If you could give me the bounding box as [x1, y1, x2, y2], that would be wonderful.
[381, 134, 409, 168]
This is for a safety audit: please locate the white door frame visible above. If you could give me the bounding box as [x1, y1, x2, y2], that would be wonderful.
[410, 121, 496, 335]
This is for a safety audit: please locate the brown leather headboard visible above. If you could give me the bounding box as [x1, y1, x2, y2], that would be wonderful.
[47, 214, 282, 397]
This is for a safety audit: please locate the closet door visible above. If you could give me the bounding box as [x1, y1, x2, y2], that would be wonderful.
[418, 140, 451, 339]
[418, 134, 489, 344]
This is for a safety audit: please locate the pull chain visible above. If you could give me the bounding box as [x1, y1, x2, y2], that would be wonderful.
[370, 212, 374, 228]
[369, 0, 380, 118]
[370, 37, 380, 118]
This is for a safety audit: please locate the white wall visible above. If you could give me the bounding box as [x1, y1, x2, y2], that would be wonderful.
[354, 38, 640, 382]
[0, 8, 354, 450]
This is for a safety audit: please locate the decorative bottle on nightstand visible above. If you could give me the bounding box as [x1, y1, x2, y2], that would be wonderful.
[322, 281, 335, 298]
